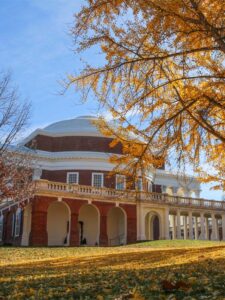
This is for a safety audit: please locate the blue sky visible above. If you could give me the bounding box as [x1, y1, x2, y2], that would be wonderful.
[0, 0, 223, 200]
[0, 0, 97, 130]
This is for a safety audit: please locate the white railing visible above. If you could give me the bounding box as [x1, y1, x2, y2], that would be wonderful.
[35, 180, 137, 202]
[34, 180, 225, 211]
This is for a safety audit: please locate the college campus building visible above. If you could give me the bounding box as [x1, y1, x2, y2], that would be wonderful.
[0, 116, 225, 246]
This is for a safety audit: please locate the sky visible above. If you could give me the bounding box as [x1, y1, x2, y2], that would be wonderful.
[0, 0, 223, 200]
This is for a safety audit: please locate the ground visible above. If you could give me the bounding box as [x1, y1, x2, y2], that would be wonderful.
[1, 241, 225, 299]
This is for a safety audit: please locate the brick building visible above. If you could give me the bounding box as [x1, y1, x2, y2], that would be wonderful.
[0, 116, 224, 246]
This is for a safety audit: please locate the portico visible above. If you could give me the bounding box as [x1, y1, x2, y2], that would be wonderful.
[34, 180, 225, 244]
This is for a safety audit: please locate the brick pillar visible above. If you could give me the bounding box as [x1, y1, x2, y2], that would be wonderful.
[30, 197, 50, 246]
[93, 201, 115, 247]
[64, 198, 87, 247]
[70, 212, 79, 246]
[120, 204, 137, 244]
[127, 217, 137, 244]
[30, 210, 48, 246]
[99, 214, 108, 246]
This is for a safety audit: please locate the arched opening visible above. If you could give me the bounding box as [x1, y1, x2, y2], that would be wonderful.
[78, 204, 99, 246]
[107, 207, 126, 246]
[145, 212, 160, 240]
[47, 201, 70, 246]
[21, 203, 32, 246]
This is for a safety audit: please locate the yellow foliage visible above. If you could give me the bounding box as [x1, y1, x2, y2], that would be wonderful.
[69, 0, 225, 189]
[1, 241, 225, 299]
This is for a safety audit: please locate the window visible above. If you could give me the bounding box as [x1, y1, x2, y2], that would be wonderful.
[136, 178, 143, 191]
[14, 208, 22, 237]
[67, 172, 79, 184]
[116, 175, 126, 190]
[92, 173, 104, 188]
[0, 215, 3, 241]
[11, 213, 15, 237]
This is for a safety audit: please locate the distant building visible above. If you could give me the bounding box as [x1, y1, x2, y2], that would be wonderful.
[0, 116, 224, 246]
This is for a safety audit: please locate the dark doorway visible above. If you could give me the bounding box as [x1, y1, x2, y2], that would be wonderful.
[152, 215, 160, 240]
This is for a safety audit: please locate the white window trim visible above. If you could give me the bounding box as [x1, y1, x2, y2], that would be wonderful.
[15, 208, 22, 237]
[67, 172, 79, 184]
[0, 215, 3, 241]
[116, 175, 126, 190]
[92, 172, 104, 188]
[11, 213, 15, 237]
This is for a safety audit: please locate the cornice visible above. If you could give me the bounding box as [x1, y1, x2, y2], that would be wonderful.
[19, 130, 112, 146]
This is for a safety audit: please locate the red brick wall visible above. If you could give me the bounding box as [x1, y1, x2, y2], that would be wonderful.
[28, 196, 137, 246]
[30, 196, 54, 246]
[26, 135, 123, 154]
[119, 204, 137, 244]
[42, 170, 116, 188]
[41, 170, 161, 194]
[1, 195, 137, 247]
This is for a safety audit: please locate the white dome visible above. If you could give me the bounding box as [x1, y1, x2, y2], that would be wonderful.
[20, 116, 107, 146]
[43, 116, 102, 137]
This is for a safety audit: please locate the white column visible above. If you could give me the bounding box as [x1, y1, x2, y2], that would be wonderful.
[176, 210, 181, 239]
[188, 211, 193, 239]
[194, 216, 198, 240]
[21, 211, 29, 246]
[205, 217, 209, 240]
[211, 214, 218, 241]
[183, 216, 187, 240]
[200, 213, 205, 240]
[138, 204, 146, 241]
[164, 208, 170, 240]
[216, 218, 219, 240]
[140, 214, 146, 240]
[222, 215, 225, 241]
[172, 215, 176, 239]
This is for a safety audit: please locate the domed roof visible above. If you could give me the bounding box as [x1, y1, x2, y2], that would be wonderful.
[43, 116, 102, 136]
[20, 116, 108, 146]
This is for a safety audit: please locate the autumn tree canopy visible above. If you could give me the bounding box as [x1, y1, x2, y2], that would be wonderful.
[69, 0, 225, 189]
[0, 72, 32, 205]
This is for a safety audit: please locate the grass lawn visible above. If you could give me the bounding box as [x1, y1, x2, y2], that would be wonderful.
[1, 240, 225, 299]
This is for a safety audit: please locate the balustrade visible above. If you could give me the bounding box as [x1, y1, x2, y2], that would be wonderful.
[34, 180, 225, 211]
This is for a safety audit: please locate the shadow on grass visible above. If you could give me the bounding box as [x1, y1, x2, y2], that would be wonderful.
[1, 246, 225, 299]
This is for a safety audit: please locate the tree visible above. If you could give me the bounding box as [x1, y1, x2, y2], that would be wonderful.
[0, 72, 33, 205]
[68, 0, 225, 189]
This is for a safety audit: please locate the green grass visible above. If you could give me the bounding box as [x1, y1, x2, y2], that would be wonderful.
[124, 239, 225, 248]
[1, 240, 225, 299]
